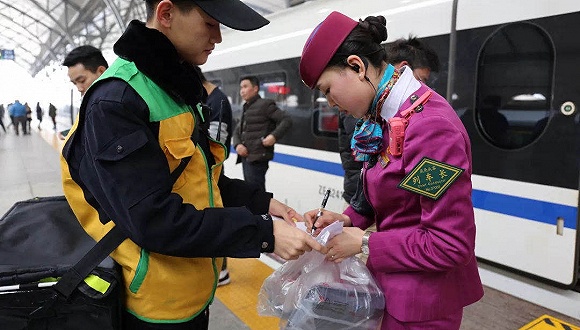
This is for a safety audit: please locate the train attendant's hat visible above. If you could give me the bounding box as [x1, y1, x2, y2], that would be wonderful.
[191, 0, 269, 31]
[300, 11, 358, 88]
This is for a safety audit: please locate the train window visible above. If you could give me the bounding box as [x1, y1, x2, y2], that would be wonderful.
[312, 96, 339, 137]
[475, 23, 553, 149]
[254, 71, 290, 106]
[204, 58, 339, 151]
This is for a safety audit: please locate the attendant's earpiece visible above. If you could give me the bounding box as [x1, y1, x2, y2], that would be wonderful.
[350, 64, 370, 81]
[348, 61, 375, 91]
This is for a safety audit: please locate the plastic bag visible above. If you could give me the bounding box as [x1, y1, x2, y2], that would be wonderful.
[258, 221, 384, 329]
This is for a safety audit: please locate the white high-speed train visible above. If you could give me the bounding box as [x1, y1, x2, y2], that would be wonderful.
[202, 0, 579, 317]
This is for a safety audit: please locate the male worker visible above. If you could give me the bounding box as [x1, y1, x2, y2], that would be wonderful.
[60, 1, 324, 329]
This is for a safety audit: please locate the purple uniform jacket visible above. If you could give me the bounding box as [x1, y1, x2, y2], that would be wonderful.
[344, 84, 484, 323]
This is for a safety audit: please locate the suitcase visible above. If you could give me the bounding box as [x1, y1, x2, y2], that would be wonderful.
[0, 196, 123, 330]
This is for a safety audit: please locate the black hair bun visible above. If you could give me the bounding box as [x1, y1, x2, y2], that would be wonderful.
[360, 16, 388, 44]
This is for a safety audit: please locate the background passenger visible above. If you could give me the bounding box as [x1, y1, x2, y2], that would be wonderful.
[194, 65, 233, 287]
[60, 45, 109, 139]
[193, 65, 233, 155]
[0, 104, 5, 133]
[386, 35, 441, 84]
[233, 75, 292, 191]
[24, 102, 32, 134]
[36, 102, 43, 130]
[8, 100, 26, 135]
[48, 103, 57, 130]
[63, 45, 109, 97]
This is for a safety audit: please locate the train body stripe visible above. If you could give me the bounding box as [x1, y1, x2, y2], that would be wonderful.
[272, 152, 344, 176]
[472, 190, 577, 230]
[263, 150, 579, 230]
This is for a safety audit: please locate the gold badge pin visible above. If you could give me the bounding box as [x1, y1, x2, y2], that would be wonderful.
[380, 151, 390, 168]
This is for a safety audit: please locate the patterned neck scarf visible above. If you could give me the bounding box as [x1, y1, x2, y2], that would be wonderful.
[351, 64, 400, 162]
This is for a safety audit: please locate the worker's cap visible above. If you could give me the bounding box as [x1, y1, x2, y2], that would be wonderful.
[192, 0, 269, 31]
[299, 11, 357, 88]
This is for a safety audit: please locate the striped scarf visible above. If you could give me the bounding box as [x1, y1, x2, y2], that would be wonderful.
[351, 65, 400, 162]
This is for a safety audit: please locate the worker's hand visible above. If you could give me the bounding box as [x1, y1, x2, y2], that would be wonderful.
[235, 144, 248, 157]
[269, 198, 303, 226]
[272, 220, 327, 260]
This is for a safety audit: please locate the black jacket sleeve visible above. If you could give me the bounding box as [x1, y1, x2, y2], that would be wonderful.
[338, 113, 362, 202]
[218, 172, 273, 213]
[78, 81, 274, 258]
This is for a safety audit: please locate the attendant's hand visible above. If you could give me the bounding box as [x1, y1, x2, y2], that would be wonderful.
[235, 144, 248, 157]
[261, 134, 276, 147]
[325, 226, 365, 263]
[304, 209, 351, 236]
[269, 198, 302, 226]
[272, 220, 327, 260]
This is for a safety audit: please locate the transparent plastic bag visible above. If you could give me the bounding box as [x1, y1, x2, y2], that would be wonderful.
[258, 221, 384, 330]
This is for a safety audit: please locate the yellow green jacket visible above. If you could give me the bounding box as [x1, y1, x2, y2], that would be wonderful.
[60, 57, 274, 324]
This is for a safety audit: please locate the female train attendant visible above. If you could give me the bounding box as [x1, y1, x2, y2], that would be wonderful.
[301, 12, 484, 329]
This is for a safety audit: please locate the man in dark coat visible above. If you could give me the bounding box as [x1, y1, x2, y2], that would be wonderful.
[233, 76, 292, 191]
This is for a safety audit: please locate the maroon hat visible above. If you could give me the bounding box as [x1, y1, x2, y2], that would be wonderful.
[299, 11, 358, 89]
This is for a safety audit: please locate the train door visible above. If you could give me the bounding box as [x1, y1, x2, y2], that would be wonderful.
[455, 13, 579, 286]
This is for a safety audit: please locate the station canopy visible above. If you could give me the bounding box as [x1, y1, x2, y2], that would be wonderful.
[0, 0, 300, 77]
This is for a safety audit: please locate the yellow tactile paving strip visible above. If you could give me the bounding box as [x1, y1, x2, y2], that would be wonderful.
[215, 258, 279, 330]
[519, 314, 580, 330]
[38, 127, 65, 151]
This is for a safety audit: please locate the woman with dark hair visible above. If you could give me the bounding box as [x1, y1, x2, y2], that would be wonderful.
[301, 11, 483, 330]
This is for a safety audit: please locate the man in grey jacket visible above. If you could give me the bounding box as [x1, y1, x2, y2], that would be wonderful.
[234, 76, 292, 191]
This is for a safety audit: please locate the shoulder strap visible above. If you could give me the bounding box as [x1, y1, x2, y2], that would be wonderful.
[51, 225, 126, 300]
[57, 156, 190, 298]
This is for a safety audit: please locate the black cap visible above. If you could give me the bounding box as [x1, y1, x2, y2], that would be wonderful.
[193, 0, 269, 31]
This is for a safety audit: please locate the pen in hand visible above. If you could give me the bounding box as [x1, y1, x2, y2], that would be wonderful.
[311, 189, 331, 235]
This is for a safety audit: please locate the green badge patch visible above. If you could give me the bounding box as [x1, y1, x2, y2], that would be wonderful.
[398, 157, 464, 200]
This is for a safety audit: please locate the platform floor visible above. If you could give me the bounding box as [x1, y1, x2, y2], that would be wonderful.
[1, 116, 579, 330]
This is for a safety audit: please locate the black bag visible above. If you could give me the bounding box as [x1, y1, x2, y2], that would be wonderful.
[0, 146, 194, 329]
[0, 196, 123, 330]
[349, 169, 374, 216]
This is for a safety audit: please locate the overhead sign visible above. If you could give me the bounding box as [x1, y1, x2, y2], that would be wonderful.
[0, 49, 15, 60]
[520, 315, 580, 330]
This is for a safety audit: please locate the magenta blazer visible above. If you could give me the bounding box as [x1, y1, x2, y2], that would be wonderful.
[345, 84, 484, 323]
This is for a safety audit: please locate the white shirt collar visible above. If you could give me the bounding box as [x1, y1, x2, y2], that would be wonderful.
[380, 65, 421, 121]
